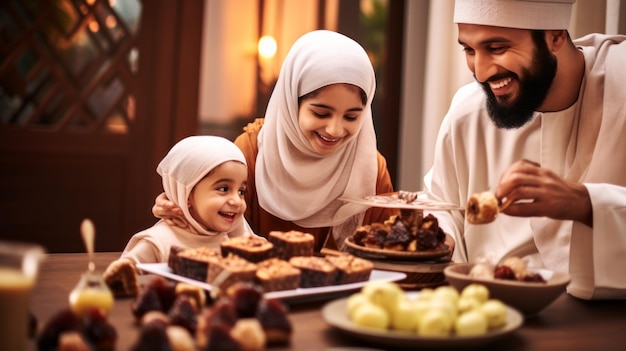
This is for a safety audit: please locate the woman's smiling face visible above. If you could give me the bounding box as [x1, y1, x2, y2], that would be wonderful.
[297, 83, 365, 155]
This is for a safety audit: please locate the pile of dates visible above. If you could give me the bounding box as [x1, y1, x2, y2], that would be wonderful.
[37, 308, 117, 351]
[36, 276, 292, 351]
[130, 278, 292, 351]
[470, 256, 546, 283]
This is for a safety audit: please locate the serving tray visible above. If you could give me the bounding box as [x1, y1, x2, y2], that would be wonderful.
[344, 237, 452, 261]
[137, 263, 406, 304]
[339, 191, 464, 211]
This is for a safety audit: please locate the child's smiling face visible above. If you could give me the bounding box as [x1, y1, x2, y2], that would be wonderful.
[298, 83, 365, 156]
[188, 160, 248, 232]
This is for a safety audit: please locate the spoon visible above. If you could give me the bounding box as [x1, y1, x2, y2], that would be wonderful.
[69, 219, 114, 316]
[81, 218, 96, 272]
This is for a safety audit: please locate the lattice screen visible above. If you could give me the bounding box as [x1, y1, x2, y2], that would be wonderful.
[0, 0, 142, 133]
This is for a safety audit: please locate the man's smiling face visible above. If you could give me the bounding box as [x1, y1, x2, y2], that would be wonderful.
[458, 25, 557, 129]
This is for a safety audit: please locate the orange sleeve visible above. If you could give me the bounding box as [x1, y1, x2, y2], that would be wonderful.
[234, 118, 263, 234]
[362, 151, 399, 224]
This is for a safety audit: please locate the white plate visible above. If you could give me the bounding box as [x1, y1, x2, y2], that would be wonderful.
[344, 237, 452, 261]
[137, 263, 406, 304]
[339, 191, 464, 211]
[322, 295, 523, 348]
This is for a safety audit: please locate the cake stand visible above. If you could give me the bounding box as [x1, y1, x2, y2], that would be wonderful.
[338, 191, 464, 290]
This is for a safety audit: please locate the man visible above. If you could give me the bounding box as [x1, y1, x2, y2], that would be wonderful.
[427, 0, 626, 299]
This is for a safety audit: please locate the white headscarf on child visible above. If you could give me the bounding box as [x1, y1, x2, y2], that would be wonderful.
[255, 30, 378, 229]
[157, 135, 248, 236]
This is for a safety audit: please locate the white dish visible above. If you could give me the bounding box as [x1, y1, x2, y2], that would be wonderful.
[322, 295, 523, 349]
[444, 263, 571, 316]
[137, 263, 406, 304]
[344, 237, 452, 261]
[339, 191, 464, 211]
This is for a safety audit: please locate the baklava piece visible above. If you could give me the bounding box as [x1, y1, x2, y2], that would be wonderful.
[255, 258, 301, 292]
[325, 254, 373, 284]
[268, 230, 315, 260]
[288, 256, 337, 288]
[220, 236, 274, 263]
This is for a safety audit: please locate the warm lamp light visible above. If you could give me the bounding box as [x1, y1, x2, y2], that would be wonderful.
[258, 35, 277, 59]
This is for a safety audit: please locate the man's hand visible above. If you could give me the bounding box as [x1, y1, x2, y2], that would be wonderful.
[494, 159, 593, 227]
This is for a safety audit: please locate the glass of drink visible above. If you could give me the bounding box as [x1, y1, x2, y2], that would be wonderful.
[69, 271, 114, 316]
[0, 240, 45, 351]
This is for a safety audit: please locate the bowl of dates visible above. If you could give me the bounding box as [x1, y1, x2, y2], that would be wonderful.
[444, 261, 571, 316]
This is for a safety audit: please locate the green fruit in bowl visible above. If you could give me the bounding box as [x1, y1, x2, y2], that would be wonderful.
[428, 296, 458, 322]
[417, 308, 453, 337]
[352, 301, 389, 329]
[361, 281, 404, 315]
[461, 283, 490, 303]
[416, 288, 435, 301]
[390, 298, 418, 331]
[346, 292, 370, 319]
[480, 299, 508, 328]
[455, 310, 488, 336]
[457, 296, 482, 314]
[433, 286, 460, 303]
[411, 299, 432, 326]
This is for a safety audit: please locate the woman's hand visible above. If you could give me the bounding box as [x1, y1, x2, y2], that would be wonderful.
[152, 192, 190, 229]
[494, 159, 592, 227]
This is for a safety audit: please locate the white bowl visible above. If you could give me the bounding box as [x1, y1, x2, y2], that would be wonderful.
[444, 263, 571, 316]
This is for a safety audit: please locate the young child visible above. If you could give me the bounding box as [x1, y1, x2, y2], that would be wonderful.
[104, 135, 255, 296]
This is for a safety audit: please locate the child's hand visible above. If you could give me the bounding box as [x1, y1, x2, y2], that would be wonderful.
[152, 192, 189, 229]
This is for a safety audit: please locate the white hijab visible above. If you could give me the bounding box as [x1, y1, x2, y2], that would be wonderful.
[157, 135, 248, 236]
[256, 30, 378, 228]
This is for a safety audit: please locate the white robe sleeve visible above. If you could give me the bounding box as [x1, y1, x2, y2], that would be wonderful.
[568, 183, 626, 299]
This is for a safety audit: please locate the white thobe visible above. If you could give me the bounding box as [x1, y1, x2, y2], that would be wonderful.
[426, 34, 626, 300]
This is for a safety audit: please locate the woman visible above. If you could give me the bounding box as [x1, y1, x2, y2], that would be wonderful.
[155, 30, 396, 251]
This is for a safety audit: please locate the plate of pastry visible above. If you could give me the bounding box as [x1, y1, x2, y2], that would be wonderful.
[138, 263, 406, 304]
[343, 207, 453, 262]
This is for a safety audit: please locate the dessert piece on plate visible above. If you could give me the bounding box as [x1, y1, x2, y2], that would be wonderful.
[466, 191, 500, 224]
[268, 230, 315, 260]
[288, 256, 337, 288]
[167, 246, 185, 274]
[351, 211, 448, 253]
[207, 254, 258, 290]
[220, 236, 274, 263]
[172, 246, 222, 281]
[325, 254, 373, 284]
[353, 222, 389, 249]
[255, 258, 302, 292]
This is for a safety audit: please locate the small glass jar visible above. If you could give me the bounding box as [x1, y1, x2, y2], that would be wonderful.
[69, 271, 114, 316]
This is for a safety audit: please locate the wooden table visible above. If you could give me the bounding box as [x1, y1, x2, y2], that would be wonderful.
[29, 252, 626, 351]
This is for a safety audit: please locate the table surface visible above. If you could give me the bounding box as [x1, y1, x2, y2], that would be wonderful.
[29, 252, 626, 351]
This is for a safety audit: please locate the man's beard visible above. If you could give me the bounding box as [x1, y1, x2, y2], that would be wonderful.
[480, 36, 558, 129]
